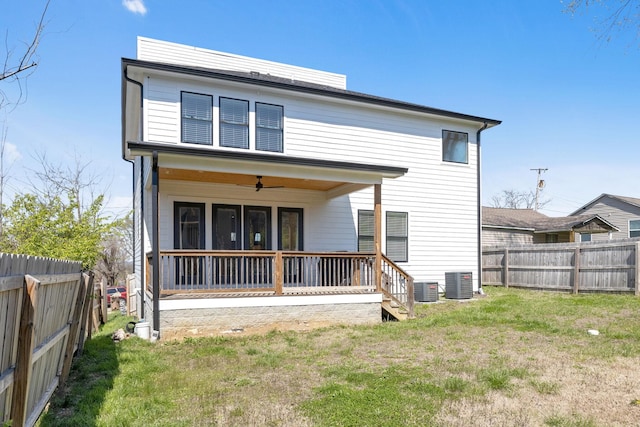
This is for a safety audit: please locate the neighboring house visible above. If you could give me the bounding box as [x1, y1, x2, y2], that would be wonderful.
[482, 207, 617, 246]
[569, 194, 640, 242]
[122, 37, 501, 338]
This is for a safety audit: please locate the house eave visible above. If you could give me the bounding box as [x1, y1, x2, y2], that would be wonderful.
[121, 58, 502, 129]
[482, 225, 535, 232]
[127, 141, 407, 178]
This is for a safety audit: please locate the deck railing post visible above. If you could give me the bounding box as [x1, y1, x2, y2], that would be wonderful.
[374, 184, 382, 292]
[275, 251, 283, 295]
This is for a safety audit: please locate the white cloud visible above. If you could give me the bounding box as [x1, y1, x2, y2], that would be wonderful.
[3, 142, 22, 164]
[122, 0, 147, 15]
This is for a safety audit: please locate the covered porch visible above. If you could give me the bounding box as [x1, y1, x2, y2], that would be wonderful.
[131, 142, 412, 335]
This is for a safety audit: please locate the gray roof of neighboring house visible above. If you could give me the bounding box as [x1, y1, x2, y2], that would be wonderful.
[533, 214, 618, 233]
[482, 207, 549, 230]
[482, 207, 618, 233]
[569, 193, 640, 215]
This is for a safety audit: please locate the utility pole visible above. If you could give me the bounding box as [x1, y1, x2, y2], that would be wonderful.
[530, 168, 548, 211]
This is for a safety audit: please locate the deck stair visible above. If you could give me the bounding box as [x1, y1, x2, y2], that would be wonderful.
[380, 255, 415, 321]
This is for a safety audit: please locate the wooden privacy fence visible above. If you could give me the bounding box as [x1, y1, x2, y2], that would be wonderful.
[483, 239, 640, 294]
[0, 253, 99, 427]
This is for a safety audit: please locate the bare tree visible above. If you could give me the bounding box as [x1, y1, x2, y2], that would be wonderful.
[94, 214, 133, 287]
[26, 150, 106, 219]
[490, 189, 550, 210]
[1, 0, 51, 111]
[564, 0, 640, 46]
[0, 0, 51, 231]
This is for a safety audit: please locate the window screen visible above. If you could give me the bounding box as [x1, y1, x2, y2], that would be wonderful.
[256, 103, 283, 152]
[386, 212, 408, 262]
[220, 97, 249, 149]
[181, 92, 212, 145]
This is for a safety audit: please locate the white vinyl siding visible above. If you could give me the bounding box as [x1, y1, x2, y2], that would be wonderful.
[139, 46, 486, 291]
[181, 92, 212, 145]
[256, 103, 283, 152]
[386, 212, 408, 262]
[138, 37, 347, 89]
[220, 98, 249, 149]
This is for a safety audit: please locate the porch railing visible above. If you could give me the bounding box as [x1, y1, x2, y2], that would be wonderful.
[155, 251, 378, 295]
[381, 254, 415, 317]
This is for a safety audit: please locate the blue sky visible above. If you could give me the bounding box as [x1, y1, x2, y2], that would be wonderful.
[2, 0, 638, 217]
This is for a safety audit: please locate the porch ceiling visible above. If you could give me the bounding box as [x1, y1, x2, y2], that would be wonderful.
[160, 168, 345, 191]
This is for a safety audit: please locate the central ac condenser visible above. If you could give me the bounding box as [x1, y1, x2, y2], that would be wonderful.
[445, 272, 472, 299]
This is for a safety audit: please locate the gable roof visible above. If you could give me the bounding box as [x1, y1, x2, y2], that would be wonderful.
[482, 207, 618, 233]
[569, 193, 640, 215]
[122, 58, 502, 128]
[532, 214, 618, 233]
[482, 207, 549, 230]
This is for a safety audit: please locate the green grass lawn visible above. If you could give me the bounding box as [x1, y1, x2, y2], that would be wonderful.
[36, 287, 640, 426]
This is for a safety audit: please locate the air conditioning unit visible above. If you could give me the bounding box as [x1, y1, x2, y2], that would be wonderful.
[445, 272, 473, 299]
[414, 282, 439, 302]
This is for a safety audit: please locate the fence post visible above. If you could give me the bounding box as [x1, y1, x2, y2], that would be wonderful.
[635, 242, 640, 297]
[11, 275, 40, 427]
[77, 272, 95, 353]
[573, 247, 580, 294]
[504, 248, 509, 288]
[59, 273, 87, 386]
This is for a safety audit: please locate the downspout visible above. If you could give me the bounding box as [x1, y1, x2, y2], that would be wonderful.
[123, 66, 146, 319]
[152, 151, 160, 337]
[476, 121, 488, 295]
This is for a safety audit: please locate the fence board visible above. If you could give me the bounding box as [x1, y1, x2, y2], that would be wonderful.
[0, 253, 94, 426]
[483, 239, 639, 294]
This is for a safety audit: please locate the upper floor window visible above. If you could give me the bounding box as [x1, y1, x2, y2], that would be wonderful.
[256, 103, 284, 153]
[181, 92, 212, 145]
[442, 130, 468, 164]
[630, 219, 640, 238]
[220, 97, 249, 149]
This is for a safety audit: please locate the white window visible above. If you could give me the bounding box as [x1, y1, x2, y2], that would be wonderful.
[442, 130, 468, 164]
[580, 233, 592, 242]
[220, 97, 249, 149]
[358, 210, 374, 252]
[181, 92, 212, 145]
[386, 212, 408, 262]
[256, 103, 283, 152]
[630, 219, 640, 238]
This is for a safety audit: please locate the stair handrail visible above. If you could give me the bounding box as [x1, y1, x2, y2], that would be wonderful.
[380, 254, 415, 318]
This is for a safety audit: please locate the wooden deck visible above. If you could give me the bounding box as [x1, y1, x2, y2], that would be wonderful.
[149, 250, 414, 318]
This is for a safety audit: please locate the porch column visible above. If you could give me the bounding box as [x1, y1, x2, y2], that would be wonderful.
[374, 183, 382, 292]
[152, 151, 160, 335]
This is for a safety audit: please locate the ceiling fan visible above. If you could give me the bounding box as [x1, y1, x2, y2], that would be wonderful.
[253, 176, 284, 192]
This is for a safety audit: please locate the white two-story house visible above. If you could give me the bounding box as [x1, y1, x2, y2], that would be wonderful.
[122, 37, 501, 339]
